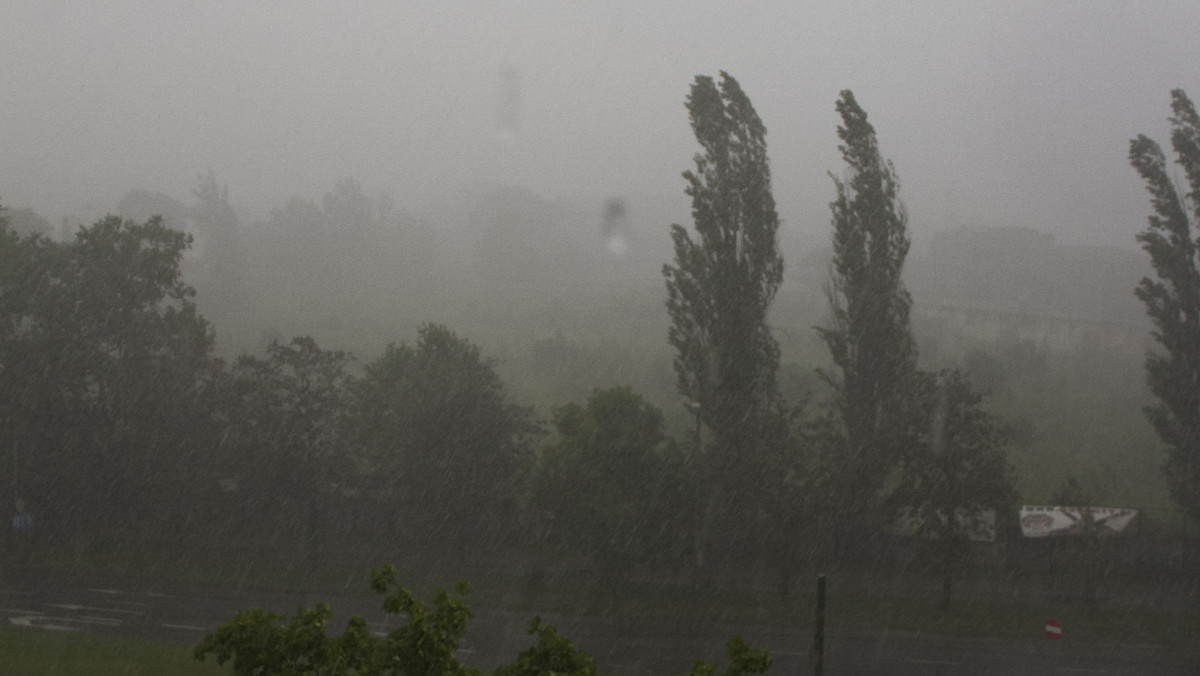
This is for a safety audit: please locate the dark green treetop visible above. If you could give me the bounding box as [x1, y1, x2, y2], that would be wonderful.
[225, 336, 356, 485]
[354, 323, 539, 550]
[534, 386, 690, 580]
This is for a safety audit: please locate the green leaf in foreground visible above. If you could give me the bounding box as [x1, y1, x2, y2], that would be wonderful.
[195, 564, 771, 675]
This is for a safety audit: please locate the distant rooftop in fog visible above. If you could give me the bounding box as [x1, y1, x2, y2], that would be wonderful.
[908, 226, 1151, 329]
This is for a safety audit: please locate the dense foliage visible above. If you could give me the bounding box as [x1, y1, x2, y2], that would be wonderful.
[662, 71, 785, 565]
[1129, 89, 1200, 525]
[891, 369, 1016, 605]
[355, 323, 539, 553]
[818, 90, 918, 529]
[195, 565, 771, 676]
[221, 336, 356, 567]
[533, 387, 692, 581]
[0, 213, 218, 539]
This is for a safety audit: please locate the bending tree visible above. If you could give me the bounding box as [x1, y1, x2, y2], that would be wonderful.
[662, 71, 783, 561]
[819, 90, 917, 528]
[1129, 89, 1200, 525]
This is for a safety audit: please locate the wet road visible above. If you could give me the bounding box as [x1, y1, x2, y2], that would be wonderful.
[2, 573, 1196, 675]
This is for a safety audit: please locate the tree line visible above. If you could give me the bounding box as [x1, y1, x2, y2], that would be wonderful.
[2, 74, 1197, 612]
[661, 75, 1014, 597]
[186, 78, 1200, 676]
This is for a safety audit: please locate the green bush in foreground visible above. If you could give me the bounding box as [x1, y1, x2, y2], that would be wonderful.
[195, 565, 770, 676]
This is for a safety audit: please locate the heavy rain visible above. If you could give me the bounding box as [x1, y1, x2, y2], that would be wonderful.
[1, 2, 1199, 674]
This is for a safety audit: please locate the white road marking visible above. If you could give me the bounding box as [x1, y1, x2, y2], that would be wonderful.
[161, 623, 209, 632]
[8, 615, 120, 630]
[8, 608, 122, 629]
[907, 658, 961, 666]
[80, 615, 123, 624]
[9, 615, 80, 632]
[1, 607, 44, 615]
[46, 603, 142, 615]
[88, 588, 172, 598]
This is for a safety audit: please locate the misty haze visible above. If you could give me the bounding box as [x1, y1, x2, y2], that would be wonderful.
[2, 3, 1200, 675]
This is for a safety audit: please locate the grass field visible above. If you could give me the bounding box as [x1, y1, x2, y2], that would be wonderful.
[0, 627, 224, 676]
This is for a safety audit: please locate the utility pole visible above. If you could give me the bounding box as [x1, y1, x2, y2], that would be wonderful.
[813, 574, 826, 676]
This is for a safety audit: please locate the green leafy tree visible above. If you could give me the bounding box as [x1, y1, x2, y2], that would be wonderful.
[224, 336, 355, 566]
[758, 400, 842, 598]
[687, 636, 771, 676]
[534, 386, 691, 582]
[818, 90, 917, 531]
[492, 617, 602, 676]
[196, 565, 476, 676]
[0, 203, 36, 527]
[0, 201, 31, 348]
[355, 324, 538, 554]
[322, 176, 385, 232]
[5, 206, 53, 238]
[190, 170, 245, 317]
[1047, 476, 1104, 605]
[889, 369, 1015, 607]
[662, 71, 783, 561]
[245, 178, 428, 339]
[196, 565, 767, 676]
[1129, 89, 1200, 525]
[115, 188, 190, 229]
[0, 215, 217, 542]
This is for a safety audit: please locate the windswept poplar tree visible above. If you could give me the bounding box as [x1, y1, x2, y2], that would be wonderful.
[1129, 89, 1200, 524]
[819, 90, 917, 520]
[663, 72, 783, 550]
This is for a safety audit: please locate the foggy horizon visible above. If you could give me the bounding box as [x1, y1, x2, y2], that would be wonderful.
[4, 2, 1200, 251]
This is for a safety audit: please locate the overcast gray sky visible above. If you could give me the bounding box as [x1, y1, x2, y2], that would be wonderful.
[3, 0, 1199, 249]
